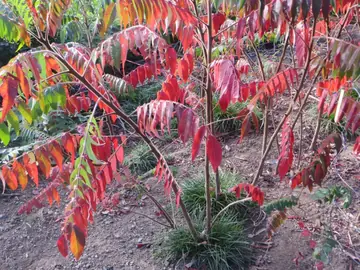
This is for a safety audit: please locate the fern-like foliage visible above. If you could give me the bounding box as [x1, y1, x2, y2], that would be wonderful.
[263, 196, 298, 215]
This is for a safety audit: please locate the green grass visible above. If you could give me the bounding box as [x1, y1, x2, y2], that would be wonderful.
[212, 99, 263, 134]
[117, 80, 163, 115]
[124, 143, 158, 175]
[182, 172, 253, 221]
[161, 216, 252, 270]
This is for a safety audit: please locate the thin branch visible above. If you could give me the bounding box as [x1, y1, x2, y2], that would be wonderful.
[213, 20, 238, 39]
[204, 0, 214, 234]
[276, 33, 290, 73]
[212, 197, 252, 225]
[252, 20, 318, 185]
[130, 209, 173, 228]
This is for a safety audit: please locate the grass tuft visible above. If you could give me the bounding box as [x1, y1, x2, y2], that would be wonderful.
[212, 99, 263, 134]
[124, 143, 157, 175]
[162, 216, 252, 270]
[182, 172, 252, 220]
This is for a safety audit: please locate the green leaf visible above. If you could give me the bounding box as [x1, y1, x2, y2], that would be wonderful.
[80, 168, 92, 189]
[17, 100, 33, 124]
[85, 139, 100, 163]
[44, 85, 67, 110]
[0, 2, 30, 47]
[6, 110, 20, 136]
[0, 123, 10, 146]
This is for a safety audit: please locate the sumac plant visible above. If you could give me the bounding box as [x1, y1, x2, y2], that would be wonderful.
[0, 0, 359, 264]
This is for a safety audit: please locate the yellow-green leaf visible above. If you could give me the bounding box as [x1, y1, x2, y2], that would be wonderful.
[6, 110, 20, 136]
[0, 123, 10, 146]
[17, 100, 33, 124]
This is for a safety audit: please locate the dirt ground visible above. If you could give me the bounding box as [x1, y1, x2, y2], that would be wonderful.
[1, 105, 360, 270]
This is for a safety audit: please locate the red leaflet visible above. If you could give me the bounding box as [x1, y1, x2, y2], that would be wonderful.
[23, 153, 39, 186]
[165, 47, 177, 75]
[212, 59, 240, 111]
[229, 183, 264, 205]
[206, 135, 222, 172]
[192, 126, 206, 161]
[178, 109, 198, 144]
[57, 234, 68, 258]
[115, 144, 124, 164]
[295, 22, 309, 68]
[184, 52, 194, 75]
[277, 121, 294, 180]
[0, 76, 18, 122]
[327, 93, 339, 116]
[345, 102, 359, 130]
[178, 58, 189, 82]
[353, 136, 360, 159]
[157, 75, 185, 103]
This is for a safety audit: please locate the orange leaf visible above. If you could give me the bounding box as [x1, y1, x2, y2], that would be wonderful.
[70, 224, 85, 260]
[23, 153, 39, 186]
[52, 188, 60, 205]
[0, 76, 18, 122]
[45, 55, 61, 80]
[62, 133, 76, 165]
[192, 126, 206, 161]
[35, 148, 51, 178]
[12, 161, 28, 190]
[99, 3, 115, 36]
[240, 114, 251, 142]
[2, 166, 18, 190]
[57, 234, 68, 258]
[48, 141, 63, 171]
[206, 135, 222, 172]
[15, 63, 30, 102]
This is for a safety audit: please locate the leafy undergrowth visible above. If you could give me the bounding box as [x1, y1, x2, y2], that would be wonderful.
[160, 216, 252, 270]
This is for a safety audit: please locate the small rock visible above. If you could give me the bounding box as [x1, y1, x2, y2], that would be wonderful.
[114, 233, 121, 239]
